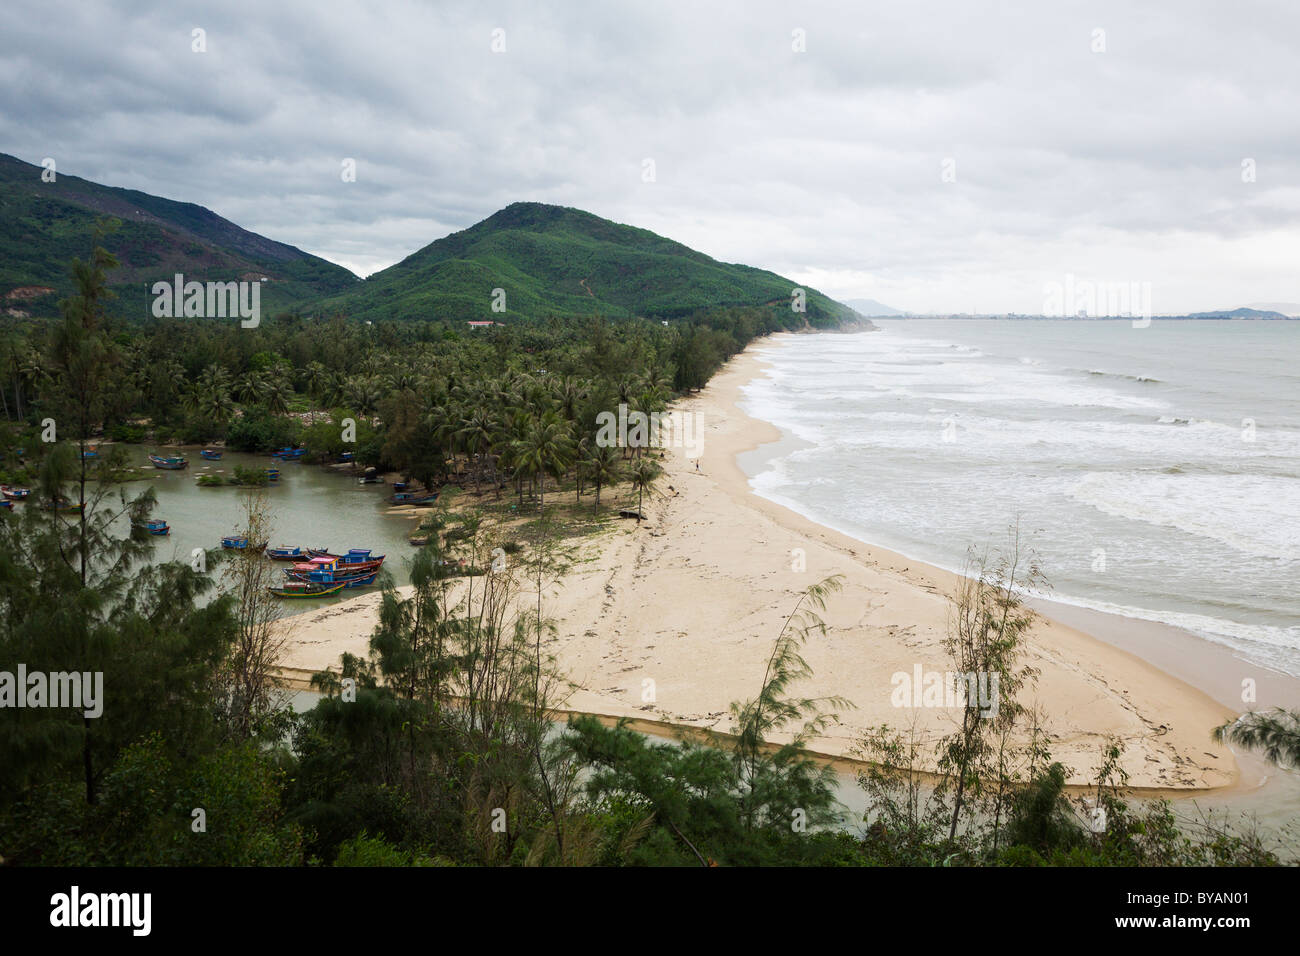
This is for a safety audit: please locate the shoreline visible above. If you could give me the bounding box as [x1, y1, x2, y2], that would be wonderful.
[733, 335, 1300, 795]
[280, 334, 1280, 794]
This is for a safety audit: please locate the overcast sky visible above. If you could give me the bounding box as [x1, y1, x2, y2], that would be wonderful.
[3, 0, 1298, 313]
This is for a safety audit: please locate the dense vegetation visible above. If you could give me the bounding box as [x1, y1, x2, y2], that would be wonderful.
[0, 152, 357, 320]
[0, 246, 1292, 868]
[314, 201, 865, 326]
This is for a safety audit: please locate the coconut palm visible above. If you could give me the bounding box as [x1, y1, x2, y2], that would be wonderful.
[586, 442, 624, 508]
[511, 410, 574, 513]
[345, 375, 384, 419]
[198, 386, 236, 425]
[262, 369, 293, 416]
[457, 407, 497, 494]
[1213, 708, 1300, 769]
[235, 371, 268, 406]
[628, 456, 662, 522]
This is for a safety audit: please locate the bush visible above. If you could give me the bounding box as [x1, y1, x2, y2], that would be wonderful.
[227, 411, 300, 453]
[108, 422, 148, 443]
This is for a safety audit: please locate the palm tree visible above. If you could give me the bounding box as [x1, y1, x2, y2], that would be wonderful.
[628, 457, 662, 522]
[457, 407, 497, 494]
[1213, 709, 1300, 769]
[586, 443, 623, 508]
[345, 375, 383, 419]
[198, 387, 235, 426]
[263, 370, 293, 416]
[511, 411, 574, 513]
[322, 370, 349, 408]
[235, 371, 268, 406]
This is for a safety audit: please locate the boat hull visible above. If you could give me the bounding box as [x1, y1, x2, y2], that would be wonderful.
[149, 455, 189, 470]
[267, 582, 346, 598]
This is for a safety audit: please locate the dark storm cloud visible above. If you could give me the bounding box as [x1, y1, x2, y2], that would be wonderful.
[2, 0, 1297, 312]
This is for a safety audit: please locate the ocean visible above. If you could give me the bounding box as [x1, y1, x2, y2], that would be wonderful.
[740, 319, 1300, 677]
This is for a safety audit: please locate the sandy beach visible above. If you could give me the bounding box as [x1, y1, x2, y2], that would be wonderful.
[277, 336, 1270, 793]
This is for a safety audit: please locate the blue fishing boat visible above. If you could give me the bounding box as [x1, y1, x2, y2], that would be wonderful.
[1, 500, 12, 511]
[200, 449, 223, 460]
[267, 545, 320, 561]
[222, 535, 267, 552]
[135, 518, 170, 536]
[271, 446, 306, 461]
[392, 481, 410, 492]
[1, 484, 30, 501]
[285, 558, 379, 589]
[265, 468, 281, 482]
[82, 446, 98, 459]
[149, 453, 189, 470]
[337, 451, 355, 463]
[391, 490, 438, 506]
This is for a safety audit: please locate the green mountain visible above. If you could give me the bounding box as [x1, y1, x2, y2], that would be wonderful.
[314, 202, 865, 328]
[0, 152, 358, 320]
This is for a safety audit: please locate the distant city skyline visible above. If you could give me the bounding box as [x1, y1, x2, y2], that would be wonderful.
[2, 0, 1297, 314]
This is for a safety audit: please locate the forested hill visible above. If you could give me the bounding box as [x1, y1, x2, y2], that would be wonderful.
[313, 202, 868, 328]
[0, 152, 359, 320]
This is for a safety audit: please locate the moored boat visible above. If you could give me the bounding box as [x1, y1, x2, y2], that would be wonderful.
[306, 548, 386, 570]
[200, 449, 223, 460]
[135, 518, 170, 536]
[1, 485, 31, 501]
[267, 545, 322, 561]
[284, 558, 380, 589]
[40, 497, 84, 514]
[266, 468, 281, 482]
[149, 453, 189, 470]
[391, 491, 438, 506]
[222, 535, 268, 551]
[267, 580, 346, 598]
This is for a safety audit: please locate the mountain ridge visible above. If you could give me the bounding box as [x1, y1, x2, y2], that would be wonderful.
[312, 201, 867, 328]
[0, 152, 358, 319]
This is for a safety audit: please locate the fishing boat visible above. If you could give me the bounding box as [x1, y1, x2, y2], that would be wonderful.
[391, 490, 438, 506]
[40, 498, 84, 514]
[221, 535, 268, 551]
[1, 485, 31, 501]
[392, 481, 410, 492]
[266, 545, 321, 561]
[271, 446, 307, 461]
[268, 580, 347, 598]
[358, 467, 383, 484]
[149, 453, 189, 470]
[200, 449, 223, 460]
[285, 558, 380, 589]
[265, 467, 281, 482]
[337, 451, 355, 463]
[82, 446, 99, 459]
[306, 548, 386, 570]
[1, 500, 12, 511]
[135, 518, 170, 536]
